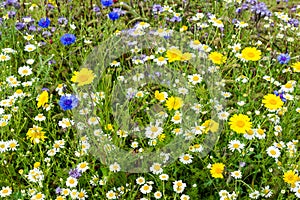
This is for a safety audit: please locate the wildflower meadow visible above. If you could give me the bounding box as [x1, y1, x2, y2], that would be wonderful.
[0, 0, 300, 199]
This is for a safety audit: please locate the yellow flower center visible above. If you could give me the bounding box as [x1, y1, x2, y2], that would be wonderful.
[193, 76, 199, 81]
[78, 192, 84, 198]
[173, 115, 181, 121]
[236, 120, 245, 128]
[257, 129, 264, 134]
[270, 150, 276, 155]
[10, 143, 16, 148]
[285, 83, 292, 88]
[154, 165, 161, 171]
[151, 126, 158, 132]
[183, 155, 190, 160]
[247, 129, 254, 135]
[214, 167, 223, 174]
[109, 193, 114, 197]
[157, 57, 165, 61]
[176, 182, 183, 187]
[80, 163, 87, 168]
[193, 40, 200, 45]
[269, 99, 277, 105]
[247, 52, 255, 58]
[78, 74, 89, 82]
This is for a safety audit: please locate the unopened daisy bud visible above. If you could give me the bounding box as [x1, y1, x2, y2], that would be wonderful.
[34, 162, 40, 168]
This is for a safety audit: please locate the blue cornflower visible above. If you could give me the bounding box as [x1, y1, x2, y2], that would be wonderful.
[274, 90, 286, 102]
[277, 53, 290, 64]
[60, 33, 76, 46]
[59, 95, 79, 111]
[38, 17, 50, 28]
[69, 168, 81, 179]
[101, 0, 113, 7]
[108, 11, 120, 21]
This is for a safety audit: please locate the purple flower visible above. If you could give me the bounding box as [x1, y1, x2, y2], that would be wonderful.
[8, 11, 16, 18]
[236, 7, 242, 14]
[288, 18, 299, 27]
[239, 162, 246, 167]
[170, 16, 182, 22]
[60, 33, 76, 46]
[112, 8, 126, 16]
[232, 19, 239, 24]
[15, 22, 25, 30]
[42, 88, 50, 91]
[6, 0, 18, 5]
[42, 31, 52, 38]
[38, 17, 51, 28]
[47, 3, 55, 10]
[58, 17, 68, 26]
[28, 25, 37, 32]
[55, 187, 62, 194]
[250, 2, 272, 17]
[241, 3, 249, 10]
[5, 0, 19, 8]
[291, 6, 297, 12]
[277, 53, 290, 64]
[48, 60, 56, 65]
[13, 2, 20, 9]
[69, 168, 81, 179]
[59, 95, 79, 111]
[246, 0, 258, 5]
[101, 0, 113, 7]
[152, 4, 163, 14]
[93, 6, 100, 12]
[23, 16, 34, 24]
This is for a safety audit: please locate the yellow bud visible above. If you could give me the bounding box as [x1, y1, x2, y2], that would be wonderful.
[34, 162, 40, 168]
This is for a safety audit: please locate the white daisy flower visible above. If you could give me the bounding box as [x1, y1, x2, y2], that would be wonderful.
[24, 44, 36, 52]
[18, 66, 33, 77]
[0, 186, 12, 197]
[179, 154, 193, 164]
[228, 140, 245, 153]
[154, 191, 163, 199]
[266, 146, 281, 159]
[173, 180, 186, 194]
[188, 74, 202, 85]
[0, 54, 11, 61]
[109, 162, 121, 172]
[231, 170, 242, 179]
[66, 177, 78, 188]
[106, 190, 117, 199]
[159, 174, 169, 181]
[150, 163, 163, 175]
[140, 184, 152, 194]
